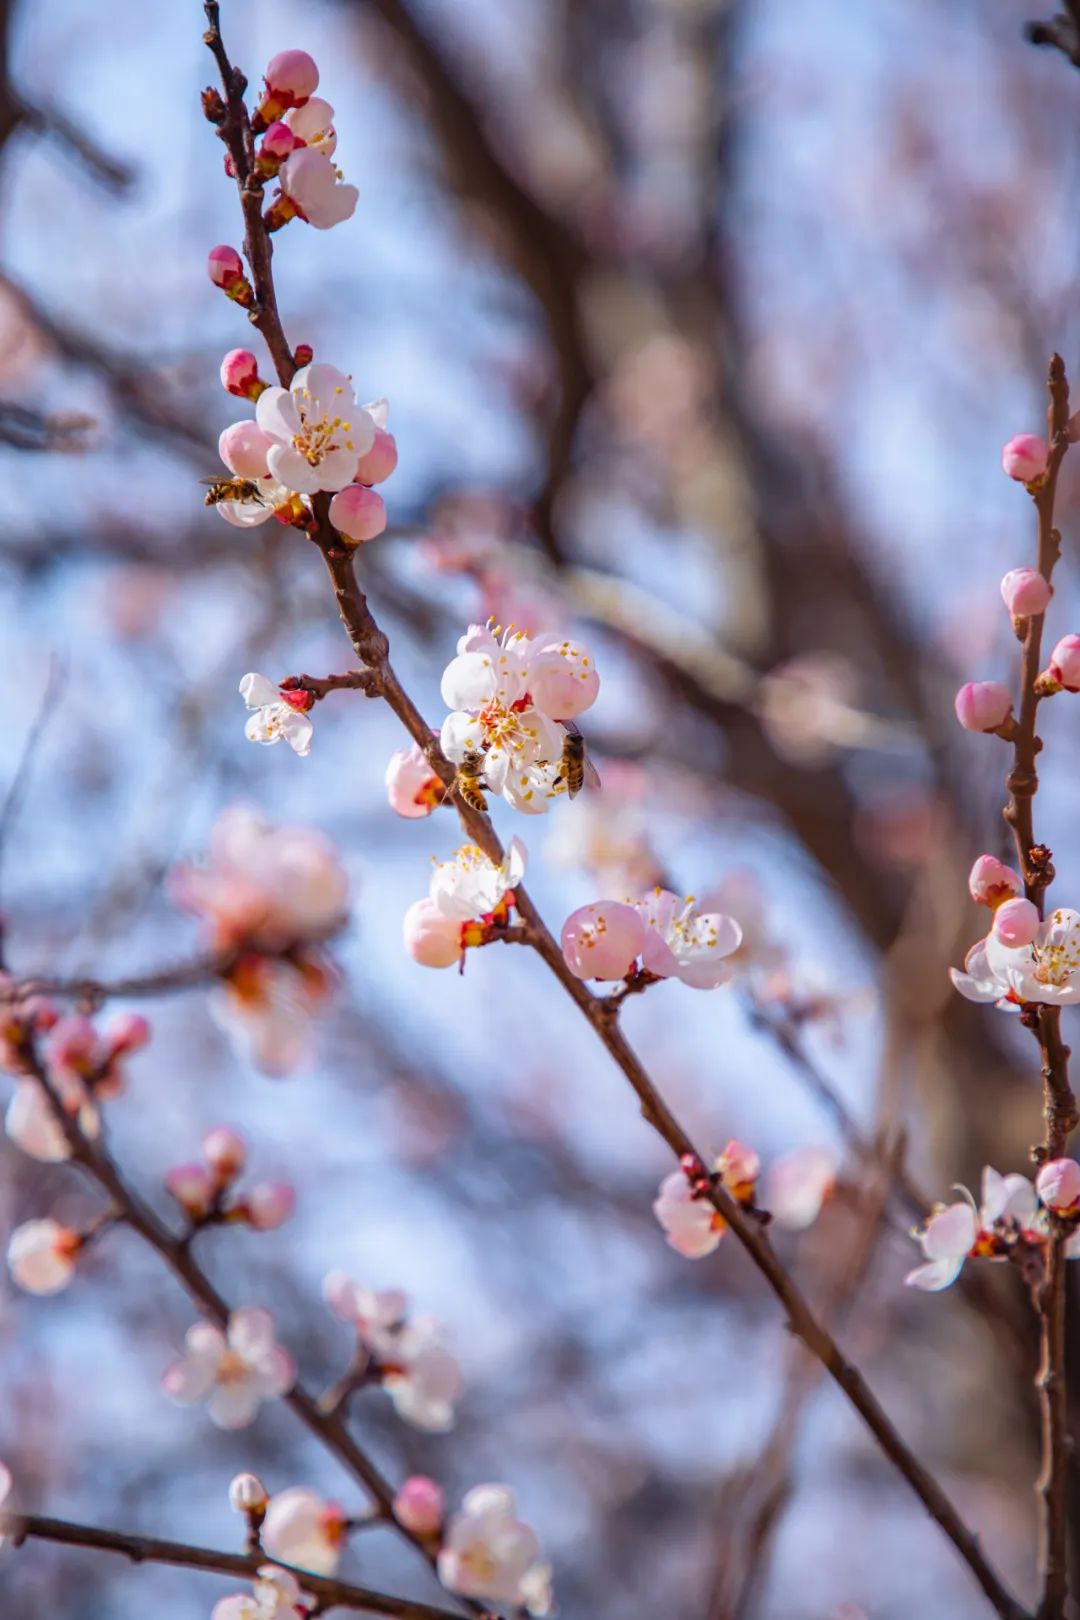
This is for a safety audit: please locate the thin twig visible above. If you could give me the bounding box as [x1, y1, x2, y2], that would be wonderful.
[16, 1515, 464, 1620]
[0, 657, 64, 965]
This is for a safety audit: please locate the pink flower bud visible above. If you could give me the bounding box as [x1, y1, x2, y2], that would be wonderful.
[207, 245, 252, 305]
[264, 50, 319, 107]
[220, 349, 264, 400]
[1036, 1158, 1080, 1213]
[104, 1012, 151, 1056]
[1000, 567, 1052, 618]
[259, 120, 299, 163]
[393, 1476, 444, 1536]
[164, 1162, 215, 1219]
[991, 897, 1040, 948]
[8, 1219, 81, 1294]
[202, 1125, 247, 1184]
[328, 484, 387, 544]
[968, 854, 1023, 908]
[1049, 633, 1080, 692]
[229, 1472, 269, 1513]
[386, 743, 444, 819]
[357, 430, 398, 486]
[1001, 434, 1049, 483]
[561, 901, 647, 981]
[219, 421, 274, 480]
[242, 1181, 296, 1230]
[294, 343, 314, 367]
[718, 1139, 760, 1199]
[403, 898, 462, 969]
[954, 681, 1013, 734]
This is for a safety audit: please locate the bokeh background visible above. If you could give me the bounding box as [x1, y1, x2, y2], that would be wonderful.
[2, 0, 1080, 1616]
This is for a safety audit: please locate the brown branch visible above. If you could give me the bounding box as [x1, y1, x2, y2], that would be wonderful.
[1000, 357, 1075, 1620]
[0, 951, 236, 1005]
[202, 19, 1030, 1618]
[16, 1515, 465, 1620]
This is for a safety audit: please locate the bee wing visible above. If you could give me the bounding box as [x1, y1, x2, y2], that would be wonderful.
[582, 755, 603, 791]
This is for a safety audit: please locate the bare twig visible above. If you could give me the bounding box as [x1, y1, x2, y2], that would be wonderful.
[16, 1515, 465, 1620]
[0, 657, 64, 965]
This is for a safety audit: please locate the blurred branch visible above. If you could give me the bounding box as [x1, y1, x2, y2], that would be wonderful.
[16, 99, 134, 193]
[1026, 6, 1080, 67]
[0, 401, 96, 452]
[16, 1516, 465, 1620]
[0, 656, 63, 967]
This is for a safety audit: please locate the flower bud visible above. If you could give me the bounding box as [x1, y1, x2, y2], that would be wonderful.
[164, 1162, 215, 1219]
[1001, 433, 1049, 483]
[718, 1139, 760, 1203]
[229, 1472, 269, 1514]
[954, 680, 1013, 734]
[968, 854, 1023, 908]
[259, 120, 299, 167]
[219, 421, 273, 480]
[991, 897, 1040, 948]
[528, 639, 600, 720]
[386, 743, 444, 819]
[1049, 633, 1080, 692]
[261, 50, 320, 119]
[357, 430, 398, 486]
[202, 1125, 247, 1184]
[1036, 1158, 1080, 1213]
[7, 1219, 80, 1294]
[561, 901, 646, 981]
[293, 343, 314, 367]
[104, 1012, 151, 1057]
[220, 349, 265, 400]
[1000, 567, 1052, 619]
[403, 898, 462, 968]
[242, 1181, 296, 1230]
[328, 484, 387, 544]
[393, 1476, 444, 1537]
[207, 245, 252, 306]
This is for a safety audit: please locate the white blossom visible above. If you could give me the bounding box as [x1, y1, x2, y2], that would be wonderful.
[951, 908, 1080, 1008]
[429, 837, 527, 922]
[255, 363, 374, 494]
[634, 888, 742, 989]
[240, 674, 314, 756]
[905, 1167, 1044, 1292]
[261, 1486, 347, 1575]
[438, 1485, 546, 1609]
[212, 1565, 311, 1620]
[7, 1218, 80, 1294]
[280, 147, 358, 229]
[161, 1307, 294, 1428]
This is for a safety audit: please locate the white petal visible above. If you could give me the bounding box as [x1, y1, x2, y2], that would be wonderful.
[245, 710, 282, 746]
[268, 442, 321, 495]
[316, 444, 360, 492]
[905, 1257, 964, 1291]
[922, 1202, 977, 1261]
[256, 386, 300, 443]
[240, 673, 279, 710]
[208, 1380, 262, 1430]
[281, 710, 314, 756]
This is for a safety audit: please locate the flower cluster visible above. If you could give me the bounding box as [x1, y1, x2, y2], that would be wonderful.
[165, 1125, 295, 1231]
[324, 1273, 463, 1431]
[162, 1306, 295, 1430]
[952, 897, 1080, 1010]
[404, 837, 527, 970]
[654, 1142, 836, 1257]
[440, 622, 599, 813]
[906, 1163, 1080, 1291]
[3, 1006, 149, 1163]
[562, 889, 742, 990]
[169, 806, 346, 1074]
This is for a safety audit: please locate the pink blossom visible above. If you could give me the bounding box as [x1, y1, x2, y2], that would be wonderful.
[211, 953, 334, 1077]
[653, 1168, 725, 1258]
[1048, 633, 1080, 692]
[386, 742, 444, 819]
[992, 897, 1041, 948]
[328, 483, 387, 544]
[279, 148, 358, 230]
[718, 1138, 760, 1202]
[634, 888, 742, 989]
[1001, 433, 1049, 482]
[525, 636, 600, 720]
[242, 1181, 297, 1230]
[162, 1307, 294, 1429]
[169, 805, 348, 953]
[5, 1080, 75, 1162]
[968, 854, 1023, 908]
[404, 898, 463, 968]
[438, 1486, 545, 1609]
[221, 349, 264, 400]
[202, 1125, 247, 1184]
[8, 1218, 81, 1294]
[394, 1476, 444, 1536]
[356, 401, 397, 484]
[952, 907, 1080, 1008]
[953, 680, 1013, 733]
[164, 1161, 216, 1219]
[219, 422, 274, 480]
[262, 1486, 347, 1575]
[1036, 1158, 1080, 1213]
[906, 1168, 1039, 1290]
[1000, 567, 1052, 618]
[561, 901, 646, 981]
[764, 1147, 836, 1230]
[323, 1273, 461, 1429]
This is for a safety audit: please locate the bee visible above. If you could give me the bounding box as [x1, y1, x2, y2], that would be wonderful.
[454, 749, 489, 812]
[556, 721, 601, 799]
[200, 476, 268, 508]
